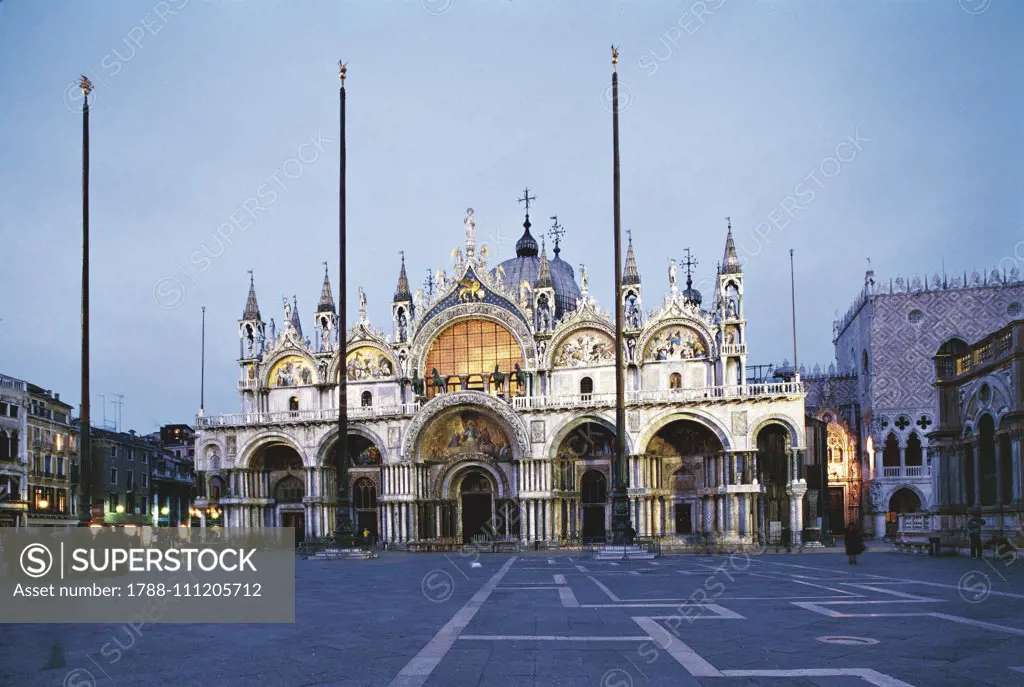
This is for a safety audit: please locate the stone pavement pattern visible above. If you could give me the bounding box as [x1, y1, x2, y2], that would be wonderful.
[2, 550, 1023, 686]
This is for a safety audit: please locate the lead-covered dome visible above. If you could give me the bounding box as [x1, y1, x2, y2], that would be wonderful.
[493, 220, 581, 318]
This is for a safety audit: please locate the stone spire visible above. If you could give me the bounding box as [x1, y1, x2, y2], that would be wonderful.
[290, 295, 303, 337]
[722, 217, 740, 274]
[535, 238, 553, 289]
[316, 262, 336, 314]
[623, 231, 641, 285]
[394, 251, 412, 302]
[242, 271, 261, 320]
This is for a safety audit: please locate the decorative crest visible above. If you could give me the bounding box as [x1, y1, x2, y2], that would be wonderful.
[611, 45, 619, 68]
[79, 75, 93, 96]
[338, 60, 347, 83]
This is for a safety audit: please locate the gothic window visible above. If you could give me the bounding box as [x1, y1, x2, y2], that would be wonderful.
[669, 372, 682, 390]
[882, 433, 900, 467]
[905, 433, 922, 466]
[353, 477, 377, 510]
[580, 377, 594, 396]
[424, 319, 524, 398]
[288, 397, 299, 412]
[0, 430, 8, 462]
[361, 391, 372, 407]
[274, 475, 304, 504]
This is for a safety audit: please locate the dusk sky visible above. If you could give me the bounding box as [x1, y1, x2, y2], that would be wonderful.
[0, 1, 1020, 433]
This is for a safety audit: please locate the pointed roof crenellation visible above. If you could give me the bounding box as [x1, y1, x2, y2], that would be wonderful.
[623, 231, 641, 285]
[394, 251, 412, 303]
[290, 295, 303, 337]
[317, 262, 336, 314]
[722, 216, 740, 274]
[242, 271, 261, 321]
[535, 238, 553, 289]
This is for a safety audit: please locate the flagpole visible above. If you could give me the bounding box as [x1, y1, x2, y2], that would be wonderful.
[79, 75, 94, 525]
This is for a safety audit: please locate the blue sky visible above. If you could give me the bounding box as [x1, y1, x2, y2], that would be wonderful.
[0, 0, 1020, 432]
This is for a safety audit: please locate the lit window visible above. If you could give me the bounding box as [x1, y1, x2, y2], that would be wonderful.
[424, 319, 523, 398]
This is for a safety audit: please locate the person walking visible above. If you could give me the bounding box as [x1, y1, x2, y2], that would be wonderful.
[844, 521, 865, 565]
[966, 509, 985, 559]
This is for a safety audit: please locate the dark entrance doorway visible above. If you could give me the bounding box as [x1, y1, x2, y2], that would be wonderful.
[353, 477, 378, 542]
[828, 487, 845, 535]
[674, 502, 693, 534]
[581, 470, 607, 541]
[460, 472, 494, 544]
[281, 511, 305, 543]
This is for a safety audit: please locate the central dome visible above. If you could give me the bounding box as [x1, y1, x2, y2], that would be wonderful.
[492, 220, 581, 318]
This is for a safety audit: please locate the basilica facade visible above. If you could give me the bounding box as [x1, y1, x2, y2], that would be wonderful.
[194, 210, 807, 547]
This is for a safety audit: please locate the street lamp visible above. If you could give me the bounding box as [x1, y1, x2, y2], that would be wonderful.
[160, 506, 170, 516]
[38, 499, 49, 510]
[115, 504, 125, 514]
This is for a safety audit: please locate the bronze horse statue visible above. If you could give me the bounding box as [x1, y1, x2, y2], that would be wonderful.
[431, 367, 447, 394]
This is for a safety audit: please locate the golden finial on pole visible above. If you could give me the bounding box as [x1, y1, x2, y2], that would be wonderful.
[79, 74, 93, 96]
[611, 45, 619, 71]
[338, 60, 347, 83]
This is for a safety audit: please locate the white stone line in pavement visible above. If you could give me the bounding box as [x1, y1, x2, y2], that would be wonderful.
[388, 556, 517, 687]
[889, 578, 1024, 600]
[575, 564, 590, 573]
[553, 574, 566, 584]
[632, 616, 723, 677]
[622, 604, 745, 619]
[588, 575, 621, 602]
[559, 586, 581, 607]
[929, 613, 1024, 637]
[459, 635, 649, 641]
[632, 616, 916, 686]
[495, 586, 563, 590]
[722, 668, 915, 687]
[1011, 666, 1024, 673]
[840, 584, 936, 601]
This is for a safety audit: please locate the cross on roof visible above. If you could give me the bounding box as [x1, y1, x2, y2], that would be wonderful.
[626, 228, 633, 244]
[548, 216, 565, 254]
[424, 268, 434, 299]
[725, 216, 731, 231]
[322, 261, 328, 275]
[681, 248, 698, 280]
[517, 187, 536, 216]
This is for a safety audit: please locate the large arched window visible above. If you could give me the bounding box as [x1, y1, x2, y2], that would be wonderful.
[360, 391, 372, 407]
[424, 319, 524, 398]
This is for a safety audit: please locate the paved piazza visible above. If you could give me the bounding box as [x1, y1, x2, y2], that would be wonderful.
[3, 550, 1024, 686]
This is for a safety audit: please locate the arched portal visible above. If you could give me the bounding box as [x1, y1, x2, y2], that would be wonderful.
[757, 423, 791, 541]
[323, 431, 384, 541]
[459, 469, 496, 544]
[886, 487, 922, 535]
[249, 442, 305, 537]
[647, 419, 723, 537]
[580, 470, 608, 541]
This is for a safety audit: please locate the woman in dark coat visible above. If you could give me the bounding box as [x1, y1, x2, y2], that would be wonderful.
[844, 522, 865, 564]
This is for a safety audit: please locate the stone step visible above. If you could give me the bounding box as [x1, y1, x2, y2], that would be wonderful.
[593, 545, 657, 560]
[306, 548, 376, 560]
